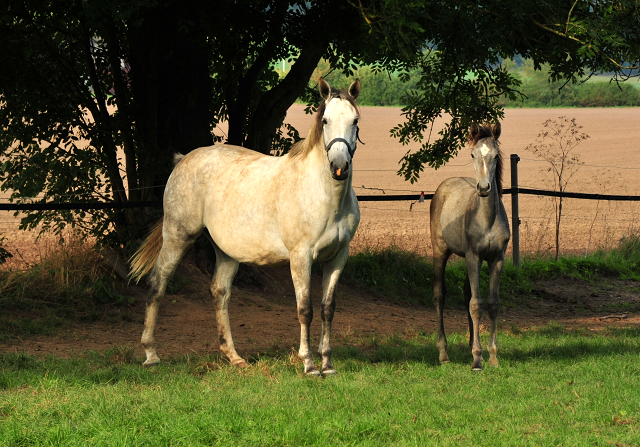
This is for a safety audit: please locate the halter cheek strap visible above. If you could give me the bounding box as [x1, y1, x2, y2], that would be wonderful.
[324, 127, 364, 158]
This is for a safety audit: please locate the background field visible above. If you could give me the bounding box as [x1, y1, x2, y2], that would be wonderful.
[283, 106, 640, 258]
[2, 106, 639, 268]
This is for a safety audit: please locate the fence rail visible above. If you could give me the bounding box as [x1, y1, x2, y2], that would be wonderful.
[2, 154, 639, 265]
[3, 189, 640, 211]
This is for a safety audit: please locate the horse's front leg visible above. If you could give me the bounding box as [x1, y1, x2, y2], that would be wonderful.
[432, 250, 451, 364]
[290, 252, 318, 375]
[487, 254, 504, 367]
[318, 248, 349, 374]
[465, 254, 484, 371]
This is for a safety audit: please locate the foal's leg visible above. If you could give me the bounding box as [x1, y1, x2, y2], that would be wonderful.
[318, 248, 349, 374]
[290, 252, 318, 375]
[464, 275, 473, 348]
[487, 254, 504, 367]
[141, 230, 196, 367]
[432, 250, 451, 364]
[210, 248, 246, 367]
[465, 254, 484, 371]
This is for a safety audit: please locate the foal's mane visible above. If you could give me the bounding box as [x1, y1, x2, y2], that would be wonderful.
[288, 87, 360, 158]
[468, 124, 503, 197]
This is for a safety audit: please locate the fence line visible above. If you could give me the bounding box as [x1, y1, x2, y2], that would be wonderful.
[1, 154, 639, 265]
[3, 189, 639, 211]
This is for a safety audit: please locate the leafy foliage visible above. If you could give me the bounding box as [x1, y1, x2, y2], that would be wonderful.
[355, 0, 640, 182]
[0, 235, 12, 264]
[1, 0, 639, 243]
[0, 0, 378, 244]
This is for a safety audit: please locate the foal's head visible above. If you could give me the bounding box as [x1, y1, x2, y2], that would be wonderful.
[316, 78, 361, 181]
[468, 122, 503, 197]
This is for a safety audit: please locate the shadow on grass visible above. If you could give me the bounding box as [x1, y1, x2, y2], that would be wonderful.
[2, 326, 639, 388]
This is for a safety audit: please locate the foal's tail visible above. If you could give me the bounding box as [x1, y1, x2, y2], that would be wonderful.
[129, 219, 164, 283]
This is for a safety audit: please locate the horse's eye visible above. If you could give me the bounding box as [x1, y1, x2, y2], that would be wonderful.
[471, 154, 475, 159]
[322, 118, 327, 125]
[353, 119, 359, 126]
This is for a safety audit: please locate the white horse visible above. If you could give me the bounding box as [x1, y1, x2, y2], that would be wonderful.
[130, 78, 361, 375]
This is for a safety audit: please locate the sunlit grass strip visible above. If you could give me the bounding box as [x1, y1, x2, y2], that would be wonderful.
[2, 328, 639, 446]
[341, 236, 640, 308]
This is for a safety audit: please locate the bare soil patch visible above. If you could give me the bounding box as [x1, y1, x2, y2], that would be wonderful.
[2, 258, 638, 361]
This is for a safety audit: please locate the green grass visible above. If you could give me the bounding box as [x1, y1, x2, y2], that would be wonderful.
[3, 239, 640, 444]
[2, 328, 640, 446]
[342, 235, 640, 309]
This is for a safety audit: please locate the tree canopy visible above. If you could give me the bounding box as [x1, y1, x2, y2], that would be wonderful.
[1, 0, 638, 243]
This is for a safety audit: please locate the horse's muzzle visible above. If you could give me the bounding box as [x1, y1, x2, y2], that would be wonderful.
[476, 183, 490, 197]
[331, 161, 350, 181]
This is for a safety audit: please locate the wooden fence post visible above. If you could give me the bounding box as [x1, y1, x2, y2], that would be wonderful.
[510, 154, 520, 268]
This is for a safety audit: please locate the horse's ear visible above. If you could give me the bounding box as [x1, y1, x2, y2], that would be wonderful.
[469, 122, 480, 143]
[319, 78, 331, 100]
[492, 122, 501, 139]
[349, 79, 361, 100]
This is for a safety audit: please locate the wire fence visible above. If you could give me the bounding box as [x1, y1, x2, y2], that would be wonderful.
[1, 154, 639, 265]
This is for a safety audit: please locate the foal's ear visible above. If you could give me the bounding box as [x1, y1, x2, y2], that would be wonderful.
[469, 122, 480, 142]
[319, 78, 332, 100]
[349, 79, 361, 100]
[492, 122, 501, 139]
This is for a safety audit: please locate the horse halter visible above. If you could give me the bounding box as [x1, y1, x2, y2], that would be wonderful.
[324, 127, 365, 158]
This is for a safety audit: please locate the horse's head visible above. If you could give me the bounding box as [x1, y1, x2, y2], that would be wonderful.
[318, 78, 361, 181]
[469, 122, 502, 197]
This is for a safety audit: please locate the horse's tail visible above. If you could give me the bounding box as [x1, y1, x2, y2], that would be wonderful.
[129, 219, 164, 283]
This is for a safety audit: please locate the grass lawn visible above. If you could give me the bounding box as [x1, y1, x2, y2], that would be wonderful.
[2, 327, 639, 446]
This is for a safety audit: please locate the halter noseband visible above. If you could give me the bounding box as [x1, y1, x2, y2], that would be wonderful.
[324, 127, 364, 158]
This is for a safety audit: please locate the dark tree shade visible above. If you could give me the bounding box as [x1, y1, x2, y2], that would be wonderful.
[0, 0, 637, 243]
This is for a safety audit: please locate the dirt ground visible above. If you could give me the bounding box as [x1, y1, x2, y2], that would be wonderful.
[1, 106, 640, 360]
[2, 257, 639, 361]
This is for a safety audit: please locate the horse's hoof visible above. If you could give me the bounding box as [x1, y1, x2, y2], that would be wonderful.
[232, 360, 249, 368]
[439, 359, 450, 365]
[143, 359, 160, 368]
[472, 366, 483, 371]
[306, 369, 321, 376]
[321, 368, 337, 375]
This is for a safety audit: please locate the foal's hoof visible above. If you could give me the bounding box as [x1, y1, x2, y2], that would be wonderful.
[321, 368, 337, 375]
[305, 367, 321, 376]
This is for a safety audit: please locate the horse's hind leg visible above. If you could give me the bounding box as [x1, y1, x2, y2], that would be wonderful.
[318, 248, 349, 374]
[142, 229, 198, 367]
[210, 248, 246, 367]
[432, 250, 450, 364]
[464, 275, 473, 348]
[487, 255, 504, 367]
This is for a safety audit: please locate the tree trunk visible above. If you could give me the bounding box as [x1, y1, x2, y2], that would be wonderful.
[245, 39, 329, 153]
[128, 1, 213, 204]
